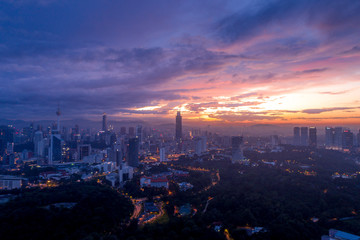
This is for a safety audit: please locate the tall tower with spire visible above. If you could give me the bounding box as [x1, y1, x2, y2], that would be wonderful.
[175, 111, 182, 140]
[49, 106, 62, 164]
[102, 113, 107, 131]
[56, 105, 61, 133]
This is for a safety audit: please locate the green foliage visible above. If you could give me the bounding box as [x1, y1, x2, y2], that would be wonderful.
[202, 164, 360, 239]
[0, 182, 133, 240]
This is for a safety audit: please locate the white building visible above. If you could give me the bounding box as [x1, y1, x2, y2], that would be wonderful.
[93, 161, 117, 174]
[194, 136, 207, 155]
[6, 142, 14, 154]
[0, 175, 27, 190]
[106, 172, 118, 187]
[34, 131, 44, 157]
[82, 153, 104, 164]
[119, 164, 134, 183]
[160, 147, 167, 162]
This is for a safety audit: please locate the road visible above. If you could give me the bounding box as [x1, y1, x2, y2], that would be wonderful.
[139, 202, 165, 225]
[130, 197, 147, 220]
[224, 229, 234, 240]
[202, 197, 213, 214]
[199, 170, 221, 194]
[131, 202, 142, 220]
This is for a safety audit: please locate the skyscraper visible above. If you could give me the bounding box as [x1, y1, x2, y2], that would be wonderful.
[78, 144, 91, 161]
[175, 111, 182, 140]
[342, 129, 354, 150]
[49, 134, 62, 164]
[194, 137, 203, 155]
[159, 147, 166, 162]
[34, 131, 44, 157]
[120, 127, 126, 135]
[136, 125, 142, 143]
[231, 136, 244, 164]
[128, 138, 139, 167]
[309, 127, 317, 147]
[325, 127, 335, 147]
[128, 127, 135, 137]
[334, 127, 343, 148]
[102, 113, 107, 131]
[300, 127, 308, 146]
[6, 142, 14, 154]
[110, 142, 123, 167]
[49, 107, 62, 164]
[293, 127, 300, 145]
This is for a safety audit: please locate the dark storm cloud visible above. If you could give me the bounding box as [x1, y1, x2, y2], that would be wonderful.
[301, 107, 358, 114]
[185, 101, 263, 113]
[216, 0, 360, 44]
[0, 40, 240, 118]
[297, 68, 328, 74]
[341, 46, 360, 55]
[0, 86, 188, 118]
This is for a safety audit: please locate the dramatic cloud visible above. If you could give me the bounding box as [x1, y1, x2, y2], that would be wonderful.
[0, 0, 359, 124]
[216, 0, 360, 44]
[342, 46, 360, 55]
[301, 107, 358, 114]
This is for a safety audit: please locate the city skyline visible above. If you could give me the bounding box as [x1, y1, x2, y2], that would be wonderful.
[2, 2, 360, 238]
[1, 1, 360, 125]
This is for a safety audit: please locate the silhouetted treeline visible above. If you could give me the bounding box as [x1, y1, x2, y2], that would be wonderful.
[0, 182, 133, 240]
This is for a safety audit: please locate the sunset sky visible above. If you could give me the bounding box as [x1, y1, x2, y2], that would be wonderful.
[1, 0, 360, 125]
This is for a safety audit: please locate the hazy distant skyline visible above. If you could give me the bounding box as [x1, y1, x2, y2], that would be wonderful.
[1, 0, 360, 125]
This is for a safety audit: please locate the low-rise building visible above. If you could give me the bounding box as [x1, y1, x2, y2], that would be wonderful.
[140, 176, 169, 189]
[178, 182, 193, 191]
[0, 175, 27, 190]
[322, 229, 360, 240]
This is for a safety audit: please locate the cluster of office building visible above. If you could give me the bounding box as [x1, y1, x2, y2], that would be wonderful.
[293, 126, 360, 150]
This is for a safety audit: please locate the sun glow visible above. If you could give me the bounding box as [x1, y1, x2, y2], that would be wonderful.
[136, 105, 164, 111]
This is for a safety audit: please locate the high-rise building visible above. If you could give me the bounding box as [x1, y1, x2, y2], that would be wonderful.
[342, 130, 354, 150]
[56, 106, 61, 133]
[231, 136, 244, 164]
[334, 127, 343, 148]
[78, 144, 91, 161]
[309, 127, 317, 147]
[194, 137, 203, 155]
[6, 142, 14, 154]
[48, 107, 63, 164]
[34, 131, 44, 157]
[176, 111, 182, 140]
[0, 126, 14, 154]
[201, 136, 207, 153]
[300, 127, 308, 146]
[159, 147, 167, 162]
[109, 142, 123, 167]
[270, 135, 280, 147]
[293, 127, 300, 145]
[325, 127, 335, 147]
[120, 127, 126, 135]
[49, 134, 62, 164]
[102, 113, 107, 131]
[128, 127, 135, 137]
[194, 136, 207, 155]
[128, 138, 139, 167]
[136, 125, 142, 143]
